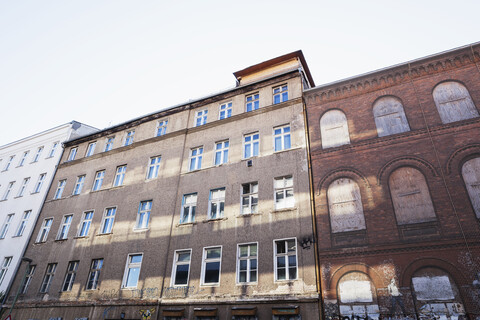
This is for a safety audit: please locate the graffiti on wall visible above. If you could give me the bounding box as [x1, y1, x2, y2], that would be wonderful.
[139, 308, 155, 320]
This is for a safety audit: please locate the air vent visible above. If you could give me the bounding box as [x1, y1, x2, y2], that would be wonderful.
[246, 159, 253, 167]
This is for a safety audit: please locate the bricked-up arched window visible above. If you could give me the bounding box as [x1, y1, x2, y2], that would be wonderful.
[389, 167, 436, 225]
[320, 110, 350, 149]
[433, 81, 479, 124]
[373, 96, 410, 137]
[462, 157, 480, 218]
[337, 272, 380, 318]
[327, 178, 366, 233]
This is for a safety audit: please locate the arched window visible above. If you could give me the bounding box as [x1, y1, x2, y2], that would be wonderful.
[433, 81, 478, 124]
[337, 272, 379, 318]
[462, 157, 480, 218]
[320, 110, 350, 149]
[327, 178, 365, 233]
[373, 96, 410, 137]
[389, 167, 436, 225]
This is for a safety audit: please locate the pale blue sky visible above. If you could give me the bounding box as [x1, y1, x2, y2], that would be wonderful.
[1, 1, 479, 146]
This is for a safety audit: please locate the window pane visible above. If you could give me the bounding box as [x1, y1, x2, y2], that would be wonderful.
[205, 262, 220, 283]
[207, 249, 221, 259]
[175, 265, 189, 285]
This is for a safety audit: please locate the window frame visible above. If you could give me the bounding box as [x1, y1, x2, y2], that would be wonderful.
[77, 210, 94, 237]
[85, 142, 96, 157]
[146, 156, 161, 180]
[17, 177, 30, 197]
[124, 130, 135, 146]
[99, 207, 116, 234]
[219, 102, 232, 120]
[189, 147, 203, 171]
[156, 120, 168, 137]
[0, 256, 13, 285]
[36, 218, 53, 243]
[194, 109, 208, 127]
[67, 147, 77, 161]
[15, 210, 32, 237]
[32, 146, 44, 163]
[122, 253, 143, 288]
[18, 151, 29, 166]
[274, 176, 294, 210]
[61, 261, 79, 292]
[0, 214, 14, 239]
[40, 263, 57, 293]
[245, 93, 259, 112]
[243, 132, 260, 159]
[2, 181, 15, 200]
[54, 179, 66, 199]
[208, 188, 226, 220]
[72, 175, 85, 195]
[85, 258, 103, 290]
[273, 238, 298, 282]
[273, 125, 291, 152]
[20, 264, 36, 294]
[171, 249, 192, 287]
[92, 170, 105, 191]
[236, 242, 258, 284]
[33, 173, 46, 194]
[180, 193, 197, 224]
[273, 84, 288, 104]
[3, 156, 14, 171]
[56, 214, 73, 240]
[113, 165, 126, 187]
[48, 142, 59, 158]
[214, 140, 229, 166]
[241, 182, 258, 214]
[104, 137, 115, 152]
[201, 246, 222, 286]
[135, 200, 152, 230]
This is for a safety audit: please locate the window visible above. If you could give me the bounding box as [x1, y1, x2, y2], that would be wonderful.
[36, 218, 53, 242]
[337, 272, 378, 318]
[273, 84, 288, 104]
[389, 167, 436, 225]
[123, 254, 143, 288]
[20, 265, 36, 294]
[124, 131, 135, 146]
[3, 156, 14, 171]
[100, 207, 116, 234]
[156, 120, 168, 136]
[246, 93, 259, 112]
[274, 176, 294, 210]
[56, 214, 73, 240]
[237, 243, 257, 283]
[18, 151, 29, 166]
[0, 214, 14, 239]
[180, 193, 197, 224]
[0, 257, 12, 285]
[62, 261, 78, 291]
[33, 146, 44, 162]
[146, 156, 161, 179]
[54, 180, 66, 199]
[40, 263, 57, 293]
[72, 175, 85, 195]
[201, 247, 222, 285]
[243, 133, 259, 158]
[48, 142, 59, 158]
[241, 182, 258, 214]
[33, 173, 46, 193]
[320, 110, 350, 149]
[171, 249, 191, 286]
[208, 188, 225, 219]
[274, 125, 291, 152]
[78, 211, 94, 237]
[274, 238, 297, 281]
[328, 178, 366, 233]
[67, 147, 77, 161]
[86, 258, 103, 290]
[373, 96, 410, 137]
[462, 157, 480, 218]
[214, 141, 229, 165]
[433, 81, 479, 124]
[219, 102, 232, 120]
[114, 165, 126, 186]
[194, 109, 208, 126]
[85, 142, 96, 157]
[189, 147, 203, 171]
[2, 182, 14, 200]
[92, 171, 105, 191]
[15, 210, 31, 237]
[17, 177, 30, 197]
[135, 200, 152, 229]
[104, 137, 114, 152]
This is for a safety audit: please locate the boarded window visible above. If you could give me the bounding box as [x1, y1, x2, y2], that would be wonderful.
[389, 167, 436, 225]
[462, 157, 480, 218]
[373, 96, 410, 137]
[338, 272, 380, 319]
[433, 81, 479, 124]
[320, 110, 350, 149]
[328, 178, 366, 233]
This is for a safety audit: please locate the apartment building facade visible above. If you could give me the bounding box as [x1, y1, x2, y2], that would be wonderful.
[7, 52, 320, 320]
[0, 122, 98, 300]
[304, 43, 480, 319]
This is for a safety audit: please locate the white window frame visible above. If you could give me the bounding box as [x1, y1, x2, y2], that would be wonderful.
[171, 249, 192, 287]
[274, 176, 294, 210]
[194, 109, 208, 127]
[54, 179, 66, 199]
[104, 137, 115, 152]
[243, 132, 259, 159]
[2, 181, 15, 200]
[219, 102, 232, 120]
[17, 177, 30, 197]
[92, 170, 105, 191]
[77, 210, 94, 237]
[180, 193, 197, 224]
[56, 214, 73, 240]
[48, 142, 59, 158]
[67, 147, 77, 161]
[0, 214, 14, 239]
[33, 146, 44, 162]
[208, 188, 225, 219]
[146, 156, 161, 180]
[135, 200, 152, 230]
[21, 264, 36, 294]
[189, 147, 203, 171]
[122, 253, 143, 288]
[18, 151, 29, 166]
[86, 258, 103, 290]
[241, 182, 258, 214]
[246, 93, 259, 112]
[61, 261, 79, 292]
[85, 142, 96, 157]
[201, 246, 222, 286]
[36, 218, 53, 243]
[237, 242, 258, 284]
[72, 175, 85, 195]
[40, 263, 57, 293]
[114, 165, 126, 187]
[99, 207, 116, 234]
[15, 210, 31, 237]
[273, 125, 291, 152]
[3, 156, 14, 171]
[156, 120, 168, 137]
[273, 84, 288, 104]
[274, 238, 298, 282]
[124, 130, 135, 146]
[33, 173, 46, 193]
[214, 140, 229, 166]
[0, 256, 12, 285]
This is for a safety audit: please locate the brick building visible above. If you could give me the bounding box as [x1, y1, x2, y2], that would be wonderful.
[304, 43, 480, 319]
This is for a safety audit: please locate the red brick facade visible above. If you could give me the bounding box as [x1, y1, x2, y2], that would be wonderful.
[304, 44, 480, 319]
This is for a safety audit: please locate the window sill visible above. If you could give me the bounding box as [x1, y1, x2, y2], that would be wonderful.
[133, 228, 149, 233]
[11, 235, 22, 238]
[200, 283, 220, 287]
[202, 217, 228, 223]
[237, 213, 262, 218]
[30, 161, 39, 164]
[54, 238, 68, 242]
[30, 192, 40, 195]
[14, 195, 24, 199]
[236, 282, 258, 286]
[0, 199, 7, 202]
[271, 207, 297, 214]
[34, 241, 46, 244]
[96, 232, 113, 237]
[74, 236, 89, 239]
[273, 146, 302, 155]
[176, 222, 197, 227]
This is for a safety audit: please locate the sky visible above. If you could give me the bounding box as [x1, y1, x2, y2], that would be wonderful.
[1, 0, 479, 146]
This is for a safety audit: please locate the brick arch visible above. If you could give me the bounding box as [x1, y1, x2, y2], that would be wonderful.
[328, 263, 386, 294]
[445, 144, 480, 175]
[371, 94, 405, 109]
[317, 167, 371, 197]
[377, 156, 438, 185]
[400, 257, 468, 288]
[431, 79, 471, 95]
